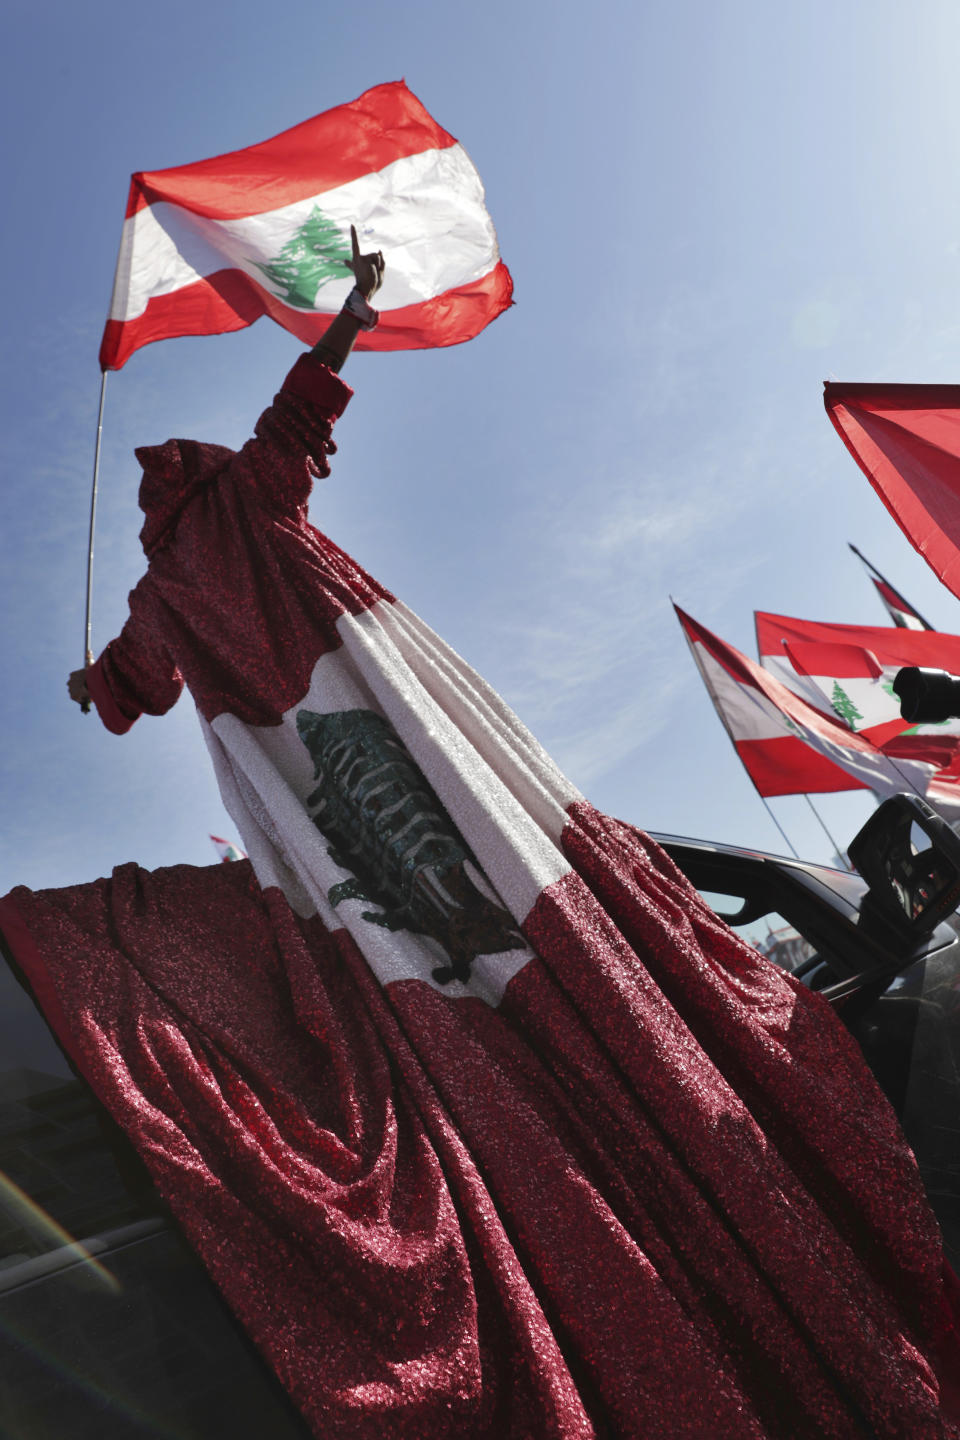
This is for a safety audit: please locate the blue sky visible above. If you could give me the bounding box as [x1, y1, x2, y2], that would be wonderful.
[5, 0, 960, 894]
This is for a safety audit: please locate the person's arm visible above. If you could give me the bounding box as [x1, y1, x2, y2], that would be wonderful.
[67, 586, 184, 730]
[235, 226, 385, 513]
[310, 224, 384, 373]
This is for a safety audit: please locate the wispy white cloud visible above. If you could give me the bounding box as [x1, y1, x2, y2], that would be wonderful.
[480, 400, 777, 785]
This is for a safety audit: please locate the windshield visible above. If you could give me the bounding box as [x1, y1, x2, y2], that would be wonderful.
[0, 952, 156, 1276]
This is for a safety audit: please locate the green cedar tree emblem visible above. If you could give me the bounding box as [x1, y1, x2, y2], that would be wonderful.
[830, 681, 863, 728]
[255, 206, 352, 310]
[296, 708, 527, 986]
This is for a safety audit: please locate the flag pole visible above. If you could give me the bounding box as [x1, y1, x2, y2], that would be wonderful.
[802, 793, 852, 869]
[847, 542, 934, 630]
[81, 370, 108, 714]
[759, 796, 800, 858]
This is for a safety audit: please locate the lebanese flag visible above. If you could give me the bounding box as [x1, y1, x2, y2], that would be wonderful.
[676, 605, 953, 805]
[872, 576, 930, 630]
[756, 611, 960, 764]
[848, 544, 932, 630]
[826, 383, 960, 604]
[209, 834, 245, 863]
[100, 81, 512, 370]
[780, 640, 908, 750]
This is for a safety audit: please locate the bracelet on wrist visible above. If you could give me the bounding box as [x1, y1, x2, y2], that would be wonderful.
[343, 286, 380, 331]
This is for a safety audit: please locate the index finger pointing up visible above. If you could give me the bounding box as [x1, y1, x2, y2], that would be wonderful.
[350, 223, 361, 266]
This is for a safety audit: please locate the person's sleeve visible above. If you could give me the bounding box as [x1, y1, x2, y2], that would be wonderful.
[237, 354, 354, 514]
[87, 588, 185, 735]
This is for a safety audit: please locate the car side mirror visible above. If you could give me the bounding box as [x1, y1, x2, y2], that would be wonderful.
[847, 794, 960, 941]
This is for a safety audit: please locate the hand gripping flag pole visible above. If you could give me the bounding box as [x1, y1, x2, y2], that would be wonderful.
[81, 370, 108, 715]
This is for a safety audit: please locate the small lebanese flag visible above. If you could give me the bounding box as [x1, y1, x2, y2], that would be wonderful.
[210, 834, 246, 863]
[675, 606, 957, 808]
[848, 544, 932, 630]
[776, 638, 960, 768]
[871, 576, 928, 630]
[780, 641, 908, 746]
[756, 611, 960, 762]
[100, 82, 512, 370]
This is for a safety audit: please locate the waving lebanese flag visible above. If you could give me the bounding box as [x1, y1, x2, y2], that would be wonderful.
[100, 82, 512, 370]
[755, 611, 960, 763]
[780, 640, 915, 751]
[675, 606, 960, 809]
[848, 544, 932, 630]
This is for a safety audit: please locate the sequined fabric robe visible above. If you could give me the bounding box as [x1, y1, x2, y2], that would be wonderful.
[2, 354, 960, 1437]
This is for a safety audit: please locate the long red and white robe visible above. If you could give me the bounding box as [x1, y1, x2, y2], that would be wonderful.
[2, 356, 959, 1437]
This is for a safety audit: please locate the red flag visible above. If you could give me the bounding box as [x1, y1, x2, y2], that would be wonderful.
[756, 612, 960, 769]
[872, 575, 930, 629]
[756, 611, 960, 676]
[675, 606, 938, 799]
[826, 384, 960, 602]
[780, 641, 917, 750]
[783, 641, 883, 681]
[100, 82, 512, 370]
[848, 544, 932, 629]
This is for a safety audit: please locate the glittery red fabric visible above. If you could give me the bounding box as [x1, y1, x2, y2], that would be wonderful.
[2, 817, 959, 1437]
[88, 354, 393, 730]
[38, 351, 960, 1433]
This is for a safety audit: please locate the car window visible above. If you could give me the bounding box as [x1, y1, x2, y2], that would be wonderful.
[0, 946, 316, 1437]
[0, 951, 156, 1273]
[696, 890, 816, 972]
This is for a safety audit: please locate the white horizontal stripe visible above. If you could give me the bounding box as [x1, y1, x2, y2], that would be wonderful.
[801, 673, 895, 731]
[694, 642, 942, 800]
[694, 645, 800, 743]
[109, 144, 499, 322]
[763, 658, 960, 737]
[760, 654, 834, 715]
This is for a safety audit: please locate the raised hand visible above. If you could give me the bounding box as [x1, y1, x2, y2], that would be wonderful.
[346, 224, 385, 299]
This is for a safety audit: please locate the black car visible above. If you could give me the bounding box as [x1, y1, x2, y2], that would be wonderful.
[0, 796, 957, 1437]
[654, 794, 960, 1272]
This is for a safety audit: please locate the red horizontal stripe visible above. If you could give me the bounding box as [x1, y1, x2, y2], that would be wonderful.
[757, 611, 960, 670]
[675, 607, 759, 688]
[734, 737, 868, 796]
[784, 641, 882, 681]
[874, 578, 912, 614]
[100, 261, 513, 370]
[863, 717, 917, 749]
[824, 381, 960, 410]
[126, 82, 456, 219]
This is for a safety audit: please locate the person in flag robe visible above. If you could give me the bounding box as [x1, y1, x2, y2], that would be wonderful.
[44, 232, 960, 1436]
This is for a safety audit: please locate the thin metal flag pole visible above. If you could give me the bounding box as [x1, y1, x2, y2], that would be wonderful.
[759, 796, 800, 858]
[802, 793, 852, 869]
[81, 370, 108, 713]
